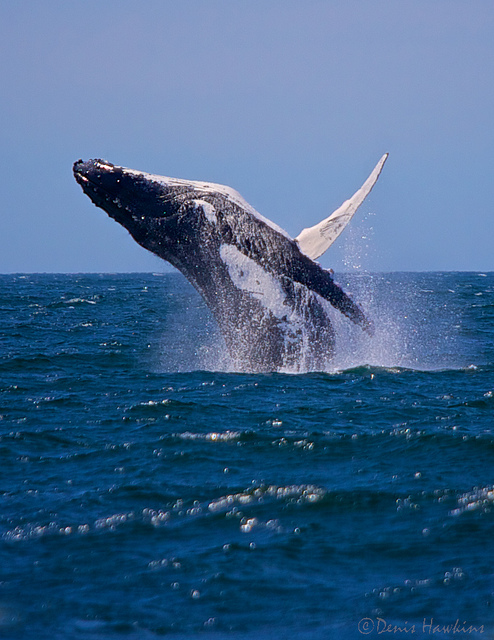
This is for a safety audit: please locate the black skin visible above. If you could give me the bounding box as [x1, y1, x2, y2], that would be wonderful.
[73, 159, 372, 370]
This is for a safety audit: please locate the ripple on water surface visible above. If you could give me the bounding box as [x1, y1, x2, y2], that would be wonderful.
[1, 273, 494, 638]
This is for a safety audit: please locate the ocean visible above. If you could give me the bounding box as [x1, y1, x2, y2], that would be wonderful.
[1, 272, 493, 639]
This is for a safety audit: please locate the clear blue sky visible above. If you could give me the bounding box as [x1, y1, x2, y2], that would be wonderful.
[1, 1, 493, 273]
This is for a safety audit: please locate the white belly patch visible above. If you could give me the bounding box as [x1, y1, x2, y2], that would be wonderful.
[219, 243, 288, 318]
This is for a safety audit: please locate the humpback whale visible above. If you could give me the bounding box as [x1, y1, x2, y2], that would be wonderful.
[73, 155, 387, 372]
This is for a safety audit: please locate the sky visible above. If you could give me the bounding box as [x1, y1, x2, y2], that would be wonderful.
[1, 0, 493, 273]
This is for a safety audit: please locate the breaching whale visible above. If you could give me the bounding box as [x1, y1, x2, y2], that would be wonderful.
[73, 154, 387, 372]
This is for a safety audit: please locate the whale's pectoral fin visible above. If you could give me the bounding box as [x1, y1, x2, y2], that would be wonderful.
[295, 154, 388, 260]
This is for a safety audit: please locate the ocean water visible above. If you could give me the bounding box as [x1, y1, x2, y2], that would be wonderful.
[1, 272, 494, 639]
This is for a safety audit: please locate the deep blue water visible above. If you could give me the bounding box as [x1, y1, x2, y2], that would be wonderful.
[1, 272, 494, 639]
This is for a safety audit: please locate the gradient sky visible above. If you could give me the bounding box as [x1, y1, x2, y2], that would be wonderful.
[1, 1, 493, 273]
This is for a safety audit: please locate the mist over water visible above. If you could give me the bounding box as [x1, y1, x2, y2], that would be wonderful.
[329, 272, 470, 373]
[158, 271, 472, 375]
[155, 221, 475, 375]
[326, 218, 473, 373]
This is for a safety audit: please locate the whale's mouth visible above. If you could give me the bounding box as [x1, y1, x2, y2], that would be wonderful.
[73, 159, 119, 204]
[73, 158, 185, 235]
[73, 159, 116, 185]
[73, 158, 145, 227]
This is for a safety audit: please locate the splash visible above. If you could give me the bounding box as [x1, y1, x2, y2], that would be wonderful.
[156, 272, 466, 374]
[155, 220, 466, 374]
[327, 274, 420, 371]
[319, 215, 467, 373]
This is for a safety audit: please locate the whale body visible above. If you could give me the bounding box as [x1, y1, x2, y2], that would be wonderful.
[73, 155, 387, 372]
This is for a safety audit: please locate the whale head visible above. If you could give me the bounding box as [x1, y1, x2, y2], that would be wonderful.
[72, 159, 190, 230]
[73, 159, 233, 255]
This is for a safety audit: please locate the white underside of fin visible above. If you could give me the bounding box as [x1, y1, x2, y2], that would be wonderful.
[219, 243, 288, 318]
[295, 153, 388, 261]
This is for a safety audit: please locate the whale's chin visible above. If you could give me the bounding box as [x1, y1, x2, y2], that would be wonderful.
[73, 158, 170, 227]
